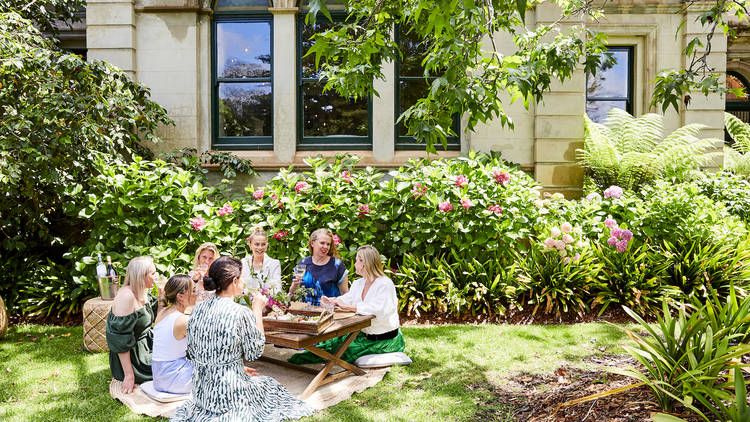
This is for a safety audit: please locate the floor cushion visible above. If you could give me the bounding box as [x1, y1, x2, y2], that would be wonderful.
[140, 381, 191, 403]
[354, 352, 412, 368]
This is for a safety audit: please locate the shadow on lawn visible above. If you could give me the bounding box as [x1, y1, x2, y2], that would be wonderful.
[0, 325, 150, 421]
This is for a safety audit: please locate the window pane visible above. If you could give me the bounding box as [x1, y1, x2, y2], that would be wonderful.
[301, 19, 336, 79]
[398, 79, 429, 136]
[218, 83, 272, 136]
[216, 0, 269, 7]
[302, 82, 368, 137]
[587, 49, 630, 98]
[586, 100, 627, 123]
[398, 29, 430, 77]
[216, 21, 271, 79]
[727, 74, 749, 102]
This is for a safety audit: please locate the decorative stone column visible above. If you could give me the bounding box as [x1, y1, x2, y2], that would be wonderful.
[682, 3, 727, 171]
[372, 47, 396, 162]
[270, 0, 299, 162]
[86, 0, 137, 80]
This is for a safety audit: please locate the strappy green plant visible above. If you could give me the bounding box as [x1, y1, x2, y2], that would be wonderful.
[579, 108, 721, 190]
[724, 112, 750, 177]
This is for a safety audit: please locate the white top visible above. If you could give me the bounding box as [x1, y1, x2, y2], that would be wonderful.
[152, 312, 187, 362]
[338, 276, 400, 335]
[240, 253, 282, 293]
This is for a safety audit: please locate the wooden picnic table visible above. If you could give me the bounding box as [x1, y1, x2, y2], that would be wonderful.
[259, 313, 375, 399]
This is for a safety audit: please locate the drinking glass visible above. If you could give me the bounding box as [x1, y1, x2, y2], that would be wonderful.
[293, 264, 306, 281]
[322, 300, 335, 315]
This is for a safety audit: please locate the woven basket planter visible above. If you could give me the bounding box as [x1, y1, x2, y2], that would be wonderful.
[83, 297, 113, 352]
[0, 295, 7, 338]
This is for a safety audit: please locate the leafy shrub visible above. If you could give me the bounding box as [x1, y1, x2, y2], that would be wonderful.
[390, 254, 450, 317]
[579, 108, 721, 191]
[381, 150, 540, 263]
[615, 302, 750, 414]
[446, 253, 522, 320]
[695, 172, 750, 222]
[724, 112, 750, 177]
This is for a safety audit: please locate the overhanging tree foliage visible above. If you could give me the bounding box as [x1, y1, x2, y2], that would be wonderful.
[306, 0, 748, 151]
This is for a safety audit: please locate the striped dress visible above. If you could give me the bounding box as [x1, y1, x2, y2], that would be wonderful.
[171, 296, 312, 422]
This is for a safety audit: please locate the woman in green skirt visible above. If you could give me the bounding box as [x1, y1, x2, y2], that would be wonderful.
[289, 245, 405, 364]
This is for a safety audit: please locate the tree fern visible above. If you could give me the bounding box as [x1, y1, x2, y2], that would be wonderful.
[579, 108, 721, 190]
[724, 113, 750, 177]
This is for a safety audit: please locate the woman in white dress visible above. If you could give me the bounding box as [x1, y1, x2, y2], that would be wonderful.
[152, 274, 196, 394]
[171, 256, 311, 422]
[240, 227, 282, 294]
[289, 245, 404, 364]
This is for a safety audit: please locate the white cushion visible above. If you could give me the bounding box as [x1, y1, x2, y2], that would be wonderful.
[354, 352, 412, 368]
[140, 381, 191, 403]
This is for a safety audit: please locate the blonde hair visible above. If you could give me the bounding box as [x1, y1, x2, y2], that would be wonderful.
[308, 228, 340, 259]
[245, 226, 267, 246]
[124, 256, 154, 304]
[356, 245, 385, 281]
[193, 242, 220, 268]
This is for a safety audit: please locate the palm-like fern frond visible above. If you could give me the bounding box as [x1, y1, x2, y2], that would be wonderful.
[725, 146, 750, 176]
[579, 108, 722, 190]
[725, 112, 750, 154]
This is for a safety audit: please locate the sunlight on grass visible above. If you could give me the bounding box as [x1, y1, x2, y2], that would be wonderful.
[0, 323, 638, 422]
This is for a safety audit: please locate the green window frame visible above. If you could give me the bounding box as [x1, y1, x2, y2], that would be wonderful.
[212, 13, 274, 150]
[394, 26, 460, 151]
[297, 13, 373, 150]
[586, 46, 634, 123]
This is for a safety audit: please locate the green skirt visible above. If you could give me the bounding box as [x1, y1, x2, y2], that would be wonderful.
[288, 330, 405, 364]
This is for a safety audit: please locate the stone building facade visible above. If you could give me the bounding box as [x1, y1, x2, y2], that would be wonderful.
[82, 0, 750, 195]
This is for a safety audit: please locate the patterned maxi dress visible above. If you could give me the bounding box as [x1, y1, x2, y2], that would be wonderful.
[171, 296, 312, 422]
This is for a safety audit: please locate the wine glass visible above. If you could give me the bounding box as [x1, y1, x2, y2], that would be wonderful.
[293, 264, 306, 281]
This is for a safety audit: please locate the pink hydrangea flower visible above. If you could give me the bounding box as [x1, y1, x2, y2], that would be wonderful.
[621, 229, 633, 242]
[272, 230, 288, 241]
[217, 203, 233, 217]
[573, 253, 581, 262]
[550, 227, 561, 238]
[461, 198, 472, 210]
[610, 227, 623, 238]
[585, 192, 601, 202]
[358, 205, 371, 218]
[561, 222, 573, 233]
[438, 201, 453, 212]
[412, 183, 428, 198]
[604, 218, 617, 228]
[562, 234, 574, 244]
[270, 194, 283, 209]
[294, 181, 309, 194]
[607, 237, 618, 246]
[252, 190, 264, 199]
[493, 170, 511, 185]
[190, 216, 206, 231]
[340, 170, 353, 183]
[555, 240, 566, 251]
[604, 185, 623, 199]
[563, 257, 571, 265]
[487, 205, 503, 214]
[332, 234, 342, 245]
[455, 175, 468, 188]
[544, 238, 556, 248]
[616, 239, 628, 253]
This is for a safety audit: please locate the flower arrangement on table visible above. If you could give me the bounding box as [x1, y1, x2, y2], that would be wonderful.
[239, 286, 316, 316]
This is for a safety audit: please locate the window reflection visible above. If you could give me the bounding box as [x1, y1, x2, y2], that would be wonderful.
[218, 83, 272, 137]
[216, 22, 271, 79]
[303, 83, 368, 137]
[586, 47, 633, 123]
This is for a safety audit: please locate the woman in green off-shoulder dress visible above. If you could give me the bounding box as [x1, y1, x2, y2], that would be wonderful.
[106, 256, 160, 394]
[171, 256, 311, 422]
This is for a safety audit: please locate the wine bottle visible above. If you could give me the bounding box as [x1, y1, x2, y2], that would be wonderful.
[96, 253, 107, 279]
[106, 255, 118, 282]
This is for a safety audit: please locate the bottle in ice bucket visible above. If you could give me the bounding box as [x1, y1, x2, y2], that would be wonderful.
[96, 254, 118, 300]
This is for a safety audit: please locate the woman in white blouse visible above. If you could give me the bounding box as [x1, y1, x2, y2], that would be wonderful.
[240, 227, 282, 294]
[288, 245, 405, 364]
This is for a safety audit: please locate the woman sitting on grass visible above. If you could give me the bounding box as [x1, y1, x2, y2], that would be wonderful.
[106, 256, 161, 394]
[289, 245, 405, 364]
[240, 227, 282, 294]
[288, 228, 348, 306]
[152, 275, 196, 394]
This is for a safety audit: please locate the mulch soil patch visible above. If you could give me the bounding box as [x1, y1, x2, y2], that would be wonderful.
[475, 354, 703, 422]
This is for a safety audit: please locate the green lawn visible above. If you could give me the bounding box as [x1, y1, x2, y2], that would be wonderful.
[0, 323, 637, 422]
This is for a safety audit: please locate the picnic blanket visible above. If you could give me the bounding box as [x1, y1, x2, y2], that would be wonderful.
[109, 344, 390, 418]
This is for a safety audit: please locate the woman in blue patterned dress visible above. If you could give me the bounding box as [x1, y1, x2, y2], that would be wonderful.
[171, 256, 312, 422]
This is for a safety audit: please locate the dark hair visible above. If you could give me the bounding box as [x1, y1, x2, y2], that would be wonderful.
[203, 256, 242, 293]
[159, 274, 192, 309]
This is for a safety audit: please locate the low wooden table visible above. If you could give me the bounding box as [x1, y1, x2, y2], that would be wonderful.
[259, 313, 374, 399]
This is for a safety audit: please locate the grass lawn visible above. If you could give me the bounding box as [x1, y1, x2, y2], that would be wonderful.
[0, 322, 638, 421]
